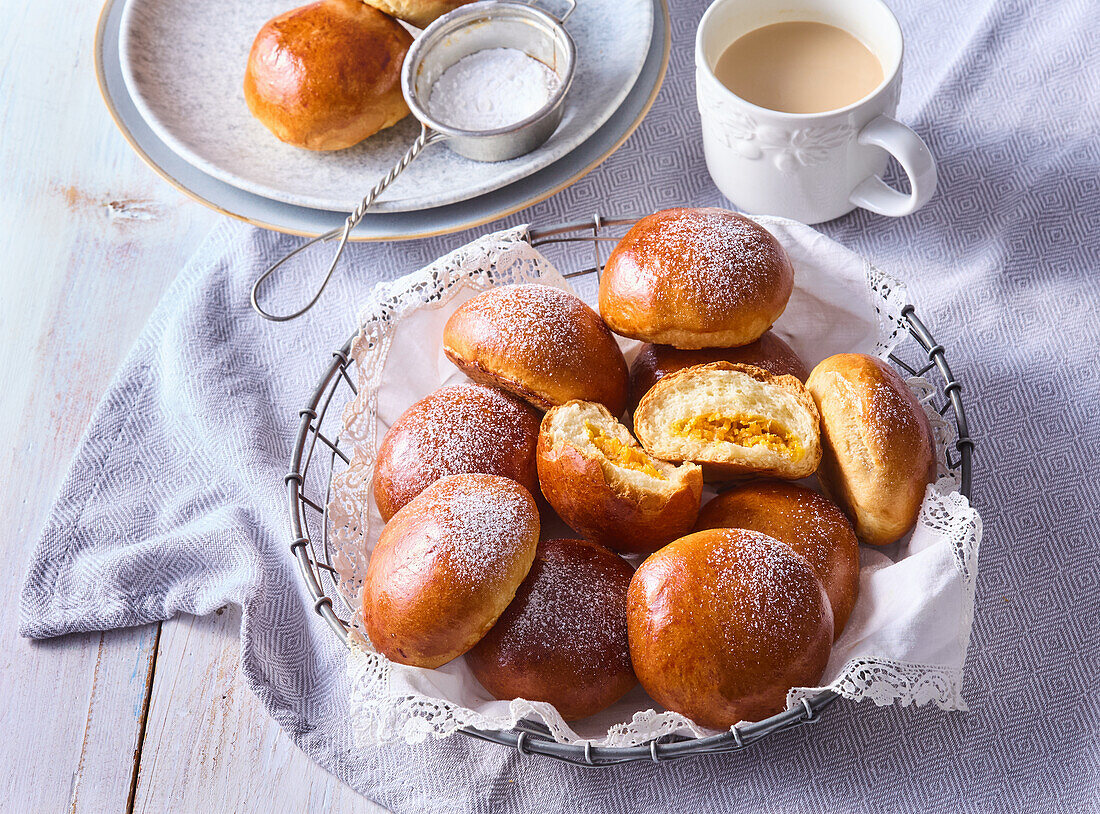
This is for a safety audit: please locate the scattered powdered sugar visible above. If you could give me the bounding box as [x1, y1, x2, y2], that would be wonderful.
[428, 48, 561, 131]
[429, 475, 537, 580]
[629, 209, 782, 317]
[460, 284, 604, 375]
[493, 540, 632, 678]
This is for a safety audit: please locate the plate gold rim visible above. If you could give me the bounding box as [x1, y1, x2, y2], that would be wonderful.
[93, 0, 671, 242]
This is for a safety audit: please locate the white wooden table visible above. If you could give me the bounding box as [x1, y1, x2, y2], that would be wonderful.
[0, 3, 384, 810]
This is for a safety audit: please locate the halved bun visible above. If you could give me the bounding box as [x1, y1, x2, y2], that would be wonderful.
[537, 401, 702, 554]
[633, 362, 821, 480]
[628, 331, 809, 412]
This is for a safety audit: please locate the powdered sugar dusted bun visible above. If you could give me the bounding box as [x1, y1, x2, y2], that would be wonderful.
[537, 400, 702, 554]
[443, 284, 629, 415]
[599, 208, 794, 349]
[363, 474, 539, 668]
[806, 354, 937, 546]
[633, 362, 821, 480]
[696, 481, 859, 639]
[628, 331, 809, 412]
[372, 384, 541, 522]
[627, 528, 832, 727]
[466, 538, 637, 720]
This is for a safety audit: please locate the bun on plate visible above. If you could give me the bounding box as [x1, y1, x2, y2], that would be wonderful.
[633, 362, 821, 480]
[806, 353, 937, 545]
[244, 0, 412, 151]
[536, 400, 702, 554]
[627, 528, 832, 727]
[467, 538, 637, 720]
[361, 0, 473, 28]
[599, 208, 794, 349]
[363, 474, 539, 668]
[696, 480, 860, 639]
[443, 284, 629, 415]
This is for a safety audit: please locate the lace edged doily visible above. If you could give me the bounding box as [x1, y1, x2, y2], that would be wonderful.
[329, 221, 983, 748]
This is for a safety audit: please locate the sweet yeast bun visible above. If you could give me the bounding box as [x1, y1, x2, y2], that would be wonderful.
[628, 331, 809, 412]
[633, 362, 821, 480]
[372, 384, 541, 522]
[363, 474, 539, 668]
[466, 538, 637, 720]
[360, 0, 473, 28]
[806, 353, 937, 546]
[443, 284, 629, 415]
[627, 528, 832, 727]
[244, 0, 411, 151]
[536, 401, 702, 555]
[696, 481, 859, 639]
[599, 208, 794, 349]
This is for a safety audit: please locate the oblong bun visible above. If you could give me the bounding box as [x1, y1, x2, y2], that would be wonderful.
[599, 208, 794, 349]
[633, 362, 822, 480]
[536, 401, 702, 554]
[443, 284, 629, 415]
[372, 384, 541, 522]
[363, 474, 539, 668]
[696, 480, 860, 639]
[466, 538, 637, 720]
[244, 0, 412, 151]
[627, 528, 832, 727]
[806, 353, 937, 545]
[628, 331, 809, 412]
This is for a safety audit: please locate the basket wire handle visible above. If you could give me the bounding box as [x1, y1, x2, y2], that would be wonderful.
[250, 125, 444, 322]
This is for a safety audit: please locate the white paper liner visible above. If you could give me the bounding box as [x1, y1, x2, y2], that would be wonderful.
[328, 219, 983, 747]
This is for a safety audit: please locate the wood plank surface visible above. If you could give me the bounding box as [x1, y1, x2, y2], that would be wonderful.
[132, 608, 384, 814]
[0, 0, 381, 809]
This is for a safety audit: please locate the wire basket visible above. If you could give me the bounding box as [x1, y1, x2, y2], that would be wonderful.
[285, 215, 976, 767]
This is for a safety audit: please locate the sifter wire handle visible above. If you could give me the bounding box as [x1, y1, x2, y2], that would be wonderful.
[250, 125, 444, 322]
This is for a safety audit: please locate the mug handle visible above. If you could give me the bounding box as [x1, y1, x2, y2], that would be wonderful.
[848, 115, 937, 217]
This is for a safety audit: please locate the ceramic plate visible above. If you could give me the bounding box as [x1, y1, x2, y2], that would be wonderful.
[96, 0, 669, 239]
[118, 0, 653, 212]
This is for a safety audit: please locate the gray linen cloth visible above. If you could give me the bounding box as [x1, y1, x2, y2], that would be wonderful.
[21, 0, 1100, 809]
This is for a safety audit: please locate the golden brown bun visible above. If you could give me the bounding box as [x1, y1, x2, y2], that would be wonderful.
[628, 528, 832, 727]
[806, 354, 937, 546]
[372, 384, 541, 522]
[244, 0, 411, 151]
[695, 481, 859, 639]
[633, 362, 821, 480]
[536, 401, 702, 555]
[443, 285, 629, 415]
[628, 331, 809, 412]
[466, 538, 637, 720]
[360, 0, 473, 27]
[599, 208, 794, 349]
[363, 474, 539, 668]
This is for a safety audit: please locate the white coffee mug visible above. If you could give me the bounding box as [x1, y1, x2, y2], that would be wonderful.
[695, 0, 936, 224]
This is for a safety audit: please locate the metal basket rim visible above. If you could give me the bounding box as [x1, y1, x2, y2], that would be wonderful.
[285, 215, 976, 767]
